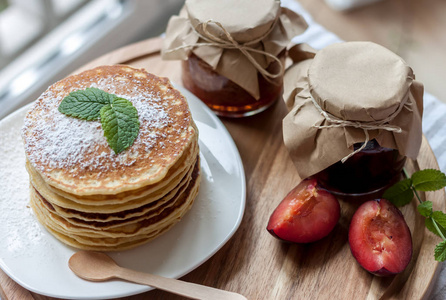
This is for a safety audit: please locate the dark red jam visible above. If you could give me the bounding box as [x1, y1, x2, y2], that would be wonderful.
[182, 52, 284, 117]
[313, 139, 406, 200]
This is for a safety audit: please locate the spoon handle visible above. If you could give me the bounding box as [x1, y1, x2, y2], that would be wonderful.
[115, 266, 247, 300]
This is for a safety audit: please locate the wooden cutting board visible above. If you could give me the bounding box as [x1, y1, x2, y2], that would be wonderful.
[2, 37, 444, 300]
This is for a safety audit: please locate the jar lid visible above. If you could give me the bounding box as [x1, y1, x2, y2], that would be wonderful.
[185, 0, 280, 43]
[308, 42, 412, 122]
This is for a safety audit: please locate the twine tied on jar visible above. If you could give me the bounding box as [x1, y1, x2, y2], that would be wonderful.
[162, 0, 307, 99]
[164, 19, 284, 85]
[310, 94, 413, 163]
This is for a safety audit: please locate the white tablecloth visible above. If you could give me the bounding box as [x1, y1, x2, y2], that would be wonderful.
[282, 1, 446, 298]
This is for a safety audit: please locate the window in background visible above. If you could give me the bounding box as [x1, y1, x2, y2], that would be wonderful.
[0, 0, 88, 69]
[0, 0, 183, 119]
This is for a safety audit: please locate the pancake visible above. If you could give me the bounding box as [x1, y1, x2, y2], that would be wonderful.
[26, 137, 199, 211]
[46, 128, 199, 204]
[32, 201, 174, 251]
[23, 65, 201, 251]
[30, 160, 200, 249]
[35, 157, 199, 223]
[22, 65, 197, 195]
[30, 159, 199, 236]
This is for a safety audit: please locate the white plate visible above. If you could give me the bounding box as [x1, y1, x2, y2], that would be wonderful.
[0, 87, 246, 299]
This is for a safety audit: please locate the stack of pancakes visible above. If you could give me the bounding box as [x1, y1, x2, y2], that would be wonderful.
[22, 65, 200, 251]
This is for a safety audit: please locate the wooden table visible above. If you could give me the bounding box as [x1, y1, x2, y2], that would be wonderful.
[1, 1, 445, 299]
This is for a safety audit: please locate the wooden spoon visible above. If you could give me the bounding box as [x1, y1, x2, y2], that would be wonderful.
[69, 251, 247, 300]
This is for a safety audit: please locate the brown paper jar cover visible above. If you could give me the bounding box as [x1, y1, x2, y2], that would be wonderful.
[283, 42, 424, 180]
[161, 0, 307, 110]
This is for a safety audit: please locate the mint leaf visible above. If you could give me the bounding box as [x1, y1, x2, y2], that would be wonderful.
[397, 168, 446, 263]
[100, 98, 139, 154]
[58, 88, 140, 154]
[426, 218, 446, 238]
[412, 169, 446, 191]
[417, 201, 433, 217]
[383, 178, 414, 207]
[59, 87, 116, 120]
[432, 211, 446, 229]
[435, 240, 446, 261]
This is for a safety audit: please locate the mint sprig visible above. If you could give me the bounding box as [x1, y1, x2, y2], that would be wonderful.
[412, 169, 446, 191]
[58, 87, 116, 120]
[435, 241, 446, 262]
[100, 98, 140, 154]
[417, 201, 446, 238]
[384, 168, 446, 261]
[382, 178, 413, 207]
[417, 201, 433, 217]
[58, 88, 139, 154]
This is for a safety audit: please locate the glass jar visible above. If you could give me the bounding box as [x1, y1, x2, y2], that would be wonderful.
[162, 0, 307, 118]
[282, 42, 423, 201]
[312, 139, 406, 200]
[182, 52, 285, 117]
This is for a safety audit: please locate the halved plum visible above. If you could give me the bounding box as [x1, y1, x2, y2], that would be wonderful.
[267, 178, 340, 243]
[349, 199, 412, 276]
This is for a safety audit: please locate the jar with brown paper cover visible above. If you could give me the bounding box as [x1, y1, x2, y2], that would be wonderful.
[283, 42, 424, 199]
[162, 0, 307, 117]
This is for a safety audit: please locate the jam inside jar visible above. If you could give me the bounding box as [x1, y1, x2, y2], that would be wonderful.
[313, 139, 406, 200]
[182, 52, 285, 117]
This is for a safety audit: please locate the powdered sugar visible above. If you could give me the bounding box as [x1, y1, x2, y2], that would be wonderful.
[24, 107, 106, 169]
[0, 120, 46, 253]
[21, 73, 184, 176]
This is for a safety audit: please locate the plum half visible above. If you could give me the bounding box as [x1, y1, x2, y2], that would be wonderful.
[267, 178, 340, 243]
[349, 199, 412, 276]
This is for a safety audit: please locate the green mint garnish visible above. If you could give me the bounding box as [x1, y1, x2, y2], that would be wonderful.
[425, 218, 446, 238]
[100, 98, 140, 154]
[417, 201, 433, 217]
[384, 168, 446, 261]
[412, 169, 446, 191]
[58, 88, 139, 154]
[58, 87, 117, 120]
[435, 240, 446, 262]
[433, 211, 446, 229]
[382, 178, 414, 207]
